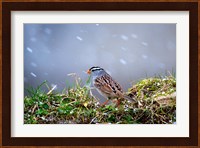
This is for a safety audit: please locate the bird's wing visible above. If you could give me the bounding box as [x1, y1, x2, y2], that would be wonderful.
[94, 76, 113, 95]
[94, 73, 124, 97]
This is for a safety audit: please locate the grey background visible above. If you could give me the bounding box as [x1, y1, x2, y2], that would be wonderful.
[24, 24, 176, 100]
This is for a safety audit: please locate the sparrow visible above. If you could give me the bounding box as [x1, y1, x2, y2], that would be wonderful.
[87, 66, 136, 106]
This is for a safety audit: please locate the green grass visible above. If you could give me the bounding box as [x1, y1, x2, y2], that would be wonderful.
[24, 74, 176, 124]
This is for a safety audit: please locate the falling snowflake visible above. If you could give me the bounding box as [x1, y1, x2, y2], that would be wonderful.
[26, 47, 33, 53]
[30, 72, 37, 77]
[76, 36, 83, 41]
[120, 59, 127, 65]
[141, 42, 148, 46]
[44, 28, 52, 35]
[30, 37, 37, 42]
[142, 54, 148, 59]
[30, 62, 37, 67]
[121, 35, 129, 41]
[131, 34, 138, 39]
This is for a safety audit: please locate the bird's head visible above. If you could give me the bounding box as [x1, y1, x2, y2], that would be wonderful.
[87, 66, 105, 76]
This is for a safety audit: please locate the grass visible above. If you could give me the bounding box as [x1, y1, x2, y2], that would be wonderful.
[24, 74, 176, 124]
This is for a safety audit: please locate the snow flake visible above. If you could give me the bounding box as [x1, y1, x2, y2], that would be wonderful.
[131, 34, 138, 39]
[121, 35, 129, 41]
[26, 47, 33, 53]
[30, 62, 37, 67]
[76, 36, 83, 41]
[30, 72, 37, 77]
[141, 42, 148, 46]
[44, 28, 52, 35]
[142, 54, 148, 59]
[120, 59, 127, 65]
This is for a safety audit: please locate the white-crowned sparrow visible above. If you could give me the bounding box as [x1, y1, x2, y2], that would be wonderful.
[87, 66, 136, 105]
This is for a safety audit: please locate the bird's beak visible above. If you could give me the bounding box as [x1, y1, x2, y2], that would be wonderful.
[87, 69, 91, 74]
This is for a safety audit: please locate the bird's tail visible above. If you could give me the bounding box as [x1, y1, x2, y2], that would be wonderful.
[123, 94, 137, 103]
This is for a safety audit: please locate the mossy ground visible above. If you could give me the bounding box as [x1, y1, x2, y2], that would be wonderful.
[24, 74, 176, 124]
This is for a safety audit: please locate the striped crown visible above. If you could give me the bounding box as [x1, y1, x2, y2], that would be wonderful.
[89, 66, 104, 72]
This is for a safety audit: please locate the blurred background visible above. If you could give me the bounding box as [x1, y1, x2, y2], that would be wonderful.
[24, 24, 176, 100]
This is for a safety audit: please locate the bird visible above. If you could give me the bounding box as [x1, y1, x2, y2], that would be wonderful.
[87, 66, 136, 106]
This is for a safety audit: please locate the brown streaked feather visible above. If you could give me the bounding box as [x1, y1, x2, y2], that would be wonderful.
[94, 76, 112, 95]
[94, 73, 124, 98]
[114, 81, 123, 93]
[104, 73, 123, 93]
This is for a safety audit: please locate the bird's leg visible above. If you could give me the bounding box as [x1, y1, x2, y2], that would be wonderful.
[101, 97, 111, 106]
[112, 98, 121, 107]
[112, 99, 121, 107]
[116, 99, 121, 107]
[101, 100, 109, 106]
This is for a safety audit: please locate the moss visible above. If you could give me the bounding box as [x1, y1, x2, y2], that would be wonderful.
[24, 74, 176, 124]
